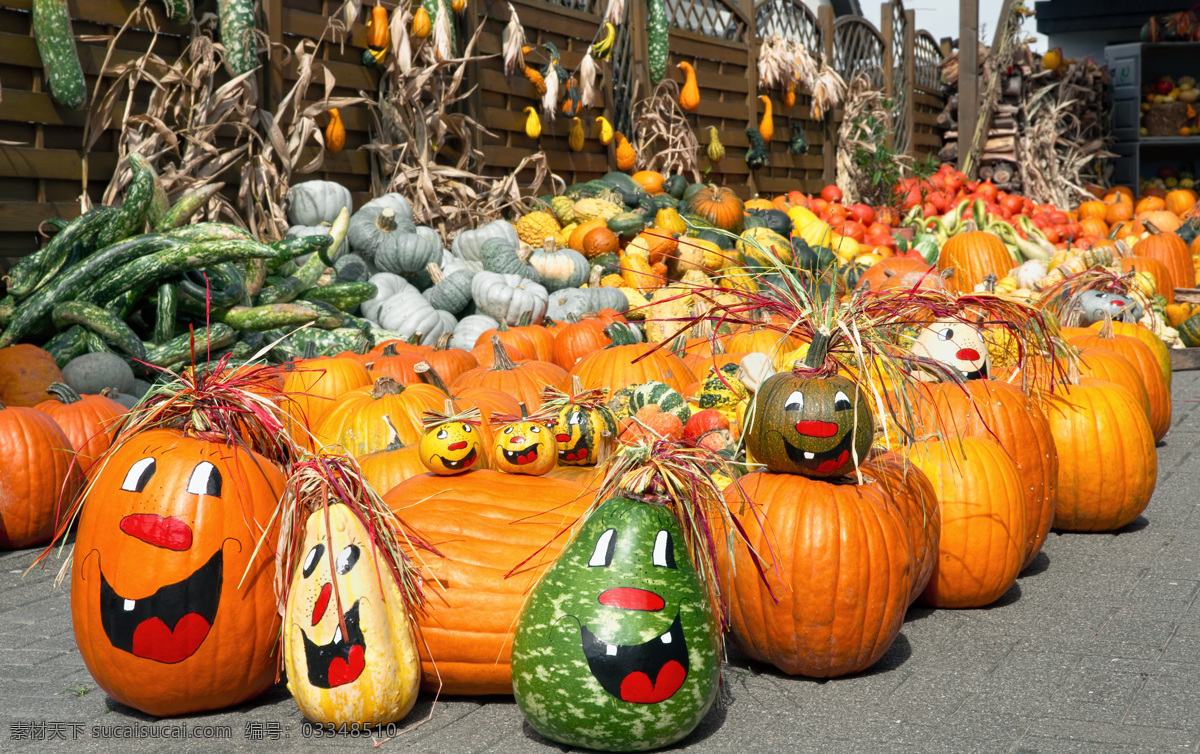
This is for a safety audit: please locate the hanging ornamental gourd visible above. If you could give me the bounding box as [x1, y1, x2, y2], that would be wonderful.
[543, 377, 618, 466]
[512, 439, 768, 751]
[418, 401, 485, 475]
[362, 4, 390, 67]
[56, 361, 297, 717]
[279, 456, 425, 726]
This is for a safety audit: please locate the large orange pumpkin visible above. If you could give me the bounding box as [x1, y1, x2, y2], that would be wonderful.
[314, 377, 449, 455]
[856, 257, 946, 292]
[717, 462, 913, 677]
[903, 436, 1025, 608]
[936, 230, 1014, 293]
[357, 444, 427, 495]
[1132, 228, 1192, 292]
[1120, 256, 1175, 304]
[870, 452, 940, 603]
[552, 315, 613, 369]
[1074, 346, 1151, 420]
[907, 379, 1057, 569]
[568, 323, 695, 395]
[451, 336, 568, 410]
[1095, 320, 1173, 388]
[685, 185, 745, 233]
[383, 470, 591, 694]
[280, 357, 372, 440]
[1105, 200, 1134, 226]
[1077, 200, 1107, 220]
[0, 398, 81, 548]
[1068, 325, 1170, 441]
[70, 429, 285, 715]
[1166, 189, 1197, 215]
[422, 334, 478, 383]
[1134, 210, 1182, 234]
[365, 344, 427, 384]
[1043, 378, 1156, 531]
[34, 383, 125, 478]
[630, 170, 665, 194]
[0, 344, 64, 407]
[1135, 195, 1166, 214]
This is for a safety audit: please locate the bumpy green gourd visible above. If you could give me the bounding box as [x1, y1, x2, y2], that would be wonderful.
[512, 496, 719, 752]
[647, 0, 669, 85]
[32, 0, 87, 109]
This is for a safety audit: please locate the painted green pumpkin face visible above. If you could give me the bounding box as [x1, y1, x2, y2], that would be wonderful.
[511, 497, 719, 751]
[746, 372, 874, 477]
[553, 403, 617, 466]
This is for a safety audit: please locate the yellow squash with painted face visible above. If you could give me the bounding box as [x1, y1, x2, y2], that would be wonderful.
[419, 420, 484, 475]
[493, 419, 558, 475]
[283, 503, 421, 725]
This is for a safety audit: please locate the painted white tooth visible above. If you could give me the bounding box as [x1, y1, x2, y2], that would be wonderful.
[333, 625, 343, 645]
[660, 631, 672, 645]
[804, 452, 815, 460]
[123, 599, 135, 612]
[605, 643, 617, 656]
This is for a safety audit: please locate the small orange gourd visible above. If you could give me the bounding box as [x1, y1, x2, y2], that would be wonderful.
[678, 61, 700, 112]
[783, 79, 797, 108]
[758, 95, 774, 143]
[325, 108, 346, 153]
[614, 132, 636, 172]
[367, 4, 390, 50]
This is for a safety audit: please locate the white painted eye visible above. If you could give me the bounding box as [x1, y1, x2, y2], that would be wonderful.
[784, 391, 804, 411]
[569, 412, 582, 425]
[186, 461, 222, 497]
[530, 425, 541, 433]
[335, 545, 360, 575]
[504, 426, 514, 435]
[938, 327, 955, 341]
[652, 530, 676, 568]
[121, 458, 156, 492]
[437, 429, 448, 440]
[834, 391, 852, 411]
[302, 544, 324, 578]
[589, 528, 616, 568]
[462, 424, 473, 433]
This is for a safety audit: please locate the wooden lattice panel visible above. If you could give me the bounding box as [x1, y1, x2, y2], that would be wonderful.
[833, 17, 884, 89]
[913, 30, 943, 93]
[664, 0, 747, 43]
[754, 0, 822, 57]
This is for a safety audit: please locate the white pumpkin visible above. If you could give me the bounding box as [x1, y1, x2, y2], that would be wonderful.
[471, 272, 548, 326]
[377, 291, 452, 342]
[910, 319, 991, 382]
[451, 314, 500, 350]
[286, 180, 353, 227]
[361, 273, 414, 324]
[452, 220, 520, 264]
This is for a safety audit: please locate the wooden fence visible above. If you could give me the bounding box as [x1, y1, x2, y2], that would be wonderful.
[0, 0, 946, 267]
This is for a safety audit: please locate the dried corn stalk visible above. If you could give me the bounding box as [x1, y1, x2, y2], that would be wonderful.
[631, 79, 702, 181]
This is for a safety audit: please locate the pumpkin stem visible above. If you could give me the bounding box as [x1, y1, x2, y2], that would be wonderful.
[370, 376, 406, 398]
[519, 402, 528, 418]
[570, 374, 584, 395]
[517, 310, 532, 327]
[803, 329, 831, 369]
[427, 262, 445, 284]
[434, 332, 453, 351]
[382, 343, 399, 357]
[406, 331, 422, 345]
[414, 361, 451, 393]
[100, 387, 117, 398]
[377, 207, 397, 232]
[490, 334, 519, 370]
[517, 244, 534, 263]
[566, 312, 581, 324]
[982, 272, 997, 293]
[383, 414, 406, 451]
[1099, 310, 1115, 338]
[0, 397, 6, 409]
[444, 398, 454, 415]
[589, 265, 603, 288]
[542, 236, 557, 254]
[1144, 220, 1162, 236]
[45, 382, 83, 404]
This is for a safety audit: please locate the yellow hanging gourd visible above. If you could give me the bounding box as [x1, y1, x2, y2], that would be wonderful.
[758, 95, 774, 143]
[325, 108, 346, 153]
[614, 132, 636, 172]
[410, 6, 431, 38]
[678, 61, 700, 113]
[524, 106, 542, 139]
[283, 503, 421, 725]
[594, 116, 614, 145]
[706, 126, 725, 163]
[568, 116, 585, 152]
[784, 79, 797, 108]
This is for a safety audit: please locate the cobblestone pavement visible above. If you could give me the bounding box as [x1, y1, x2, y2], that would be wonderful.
[3, 371, 1200, 753]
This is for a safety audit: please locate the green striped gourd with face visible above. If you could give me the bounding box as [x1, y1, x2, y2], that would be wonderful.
[511, 496, 719, 751]
[552, 398, 618, 466]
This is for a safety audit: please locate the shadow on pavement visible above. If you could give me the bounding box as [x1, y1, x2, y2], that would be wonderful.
[1019, 550, 1051, 578]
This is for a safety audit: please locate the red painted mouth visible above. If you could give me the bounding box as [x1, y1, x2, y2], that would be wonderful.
[620, 660, 687, 704]
[120, 514, 193, 551]
[795, 420, 839, 438]
[815, 450, 850, 475]
[598, 587, 665, 612]
[446, 441, 468, 451]
[559, 445, 591, 463]
[956, 348, 980, 361]
[502, 445, 542, 466]
[555, 433, 571, 443]
[312, 582, 331, 626]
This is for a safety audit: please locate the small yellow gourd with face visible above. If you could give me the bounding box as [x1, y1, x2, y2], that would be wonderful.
[283, 503, 421, 725]
[493, 420, 558, 475]
[419, 421, 484, 475]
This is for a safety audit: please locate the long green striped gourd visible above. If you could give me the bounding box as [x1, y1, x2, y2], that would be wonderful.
[166, 221, 254, 243]
[154, 182, 225, 230]
[51, 301, 147, 360]
[217, 302, 322, 331]
[217, 0, 258, 76]
[646, 0, 668, 85]
[629, 381, 691, 423]
[512, 496, 719, 751]
[153, 282, 176, 345]
[96, 154, 157, 248]
[298, 281, 377, 311]
[32, 0, 86, 109]
[78, 239, 275, 306]
[43, 325, 89, 367]
[0, 235, 178, 348]
[144, 324, 237, 367]
[3, 208, 116, 299]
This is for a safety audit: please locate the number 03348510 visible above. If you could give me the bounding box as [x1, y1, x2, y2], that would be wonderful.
[301, 722, 399, 738]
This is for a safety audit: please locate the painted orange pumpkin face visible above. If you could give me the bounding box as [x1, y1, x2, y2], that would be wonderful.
[69, 428, 285, 717]
[911, 320, 990, 381]
[419, 421, 483, 475]
[493, 421, 558, 475]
